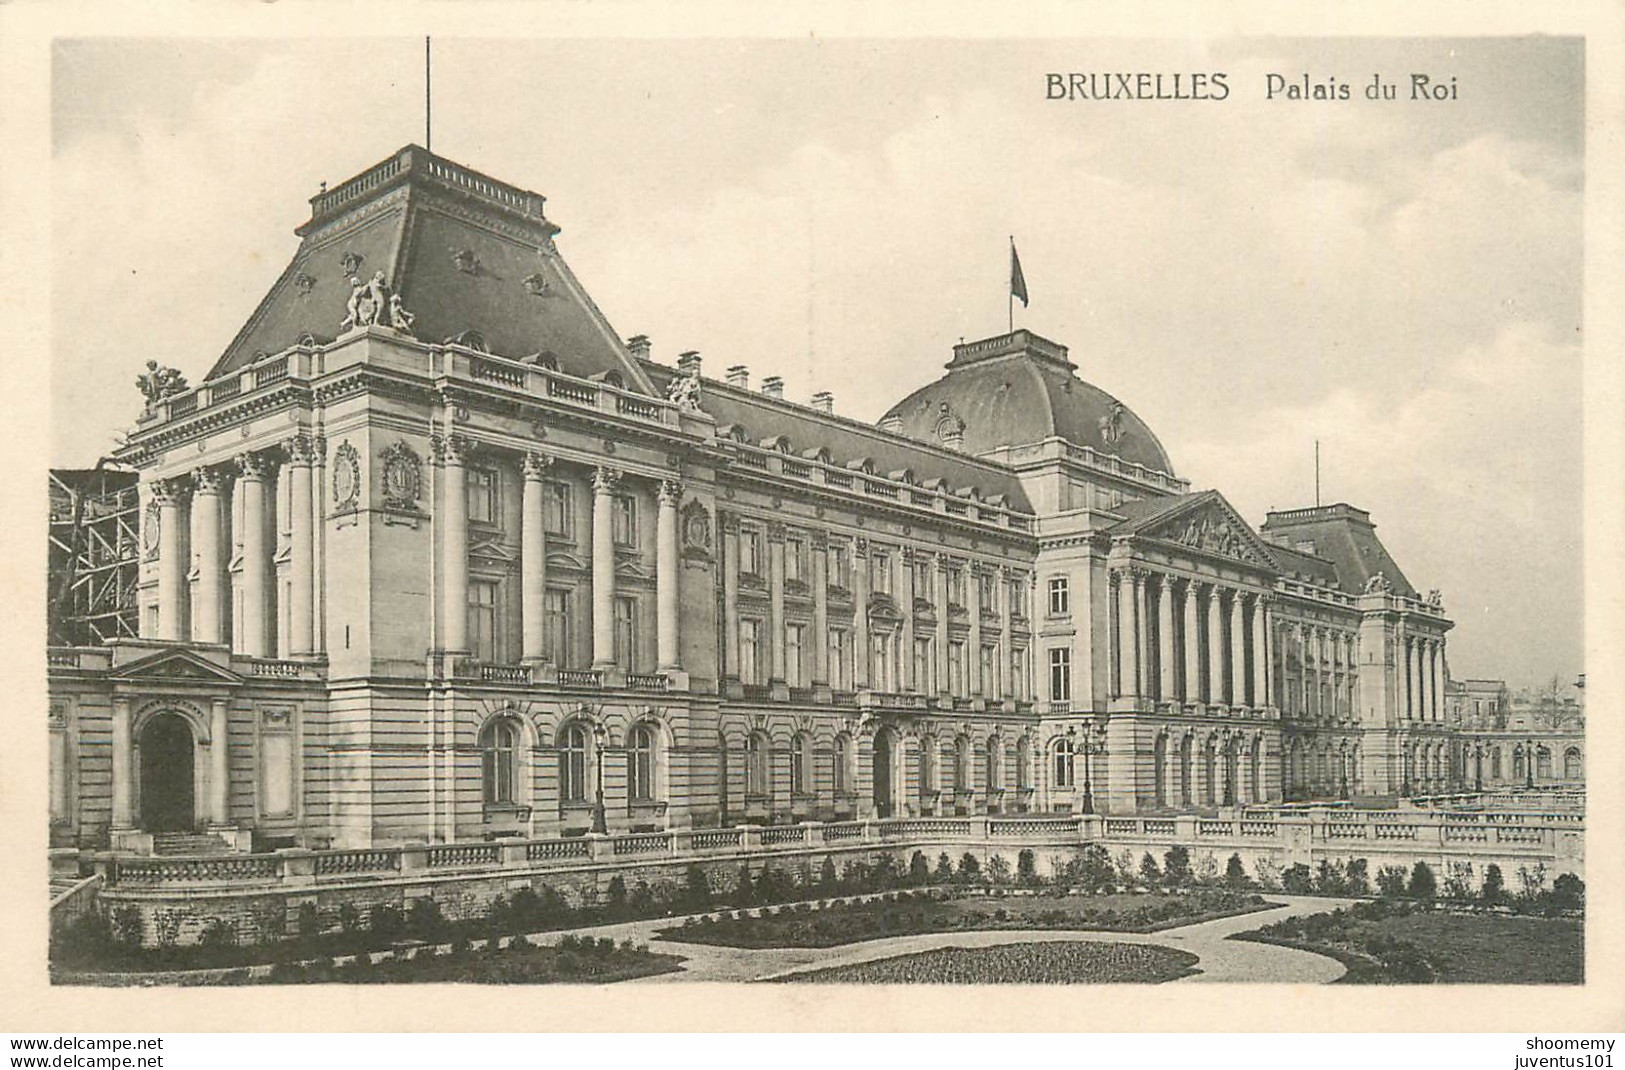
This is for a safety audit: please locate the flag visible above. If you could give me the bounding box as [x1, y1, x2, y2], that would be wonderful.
[1009, 239, 1029, 308]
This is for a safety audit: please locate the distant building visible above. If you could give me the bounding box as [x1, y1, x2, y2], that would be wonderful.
[1447, 676, 1584, 789]
[48, 145, 1474, 854]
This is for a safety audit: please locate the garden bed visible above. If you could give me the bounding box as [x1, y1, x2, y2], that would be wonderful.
[773, 941, 1200, 984]
[659, 888, 1276, 949]
[1229, 899, 1583, 984]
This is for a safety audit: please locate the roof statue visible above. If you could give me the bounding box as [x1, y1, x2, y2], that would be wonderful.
[667, 370, 702, 413]
[1427, 588, 1444, 607]
[1364, 572, 1393, 594]
[341, 270, 416, 335]
[135, 360, 189, 407]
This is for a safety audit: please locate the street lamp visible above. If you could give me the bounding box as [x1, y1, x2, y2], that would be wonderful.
[1524, 736, 1535, 790]
[592, 722, 609, 835]
[1077, 719, 1106, 815]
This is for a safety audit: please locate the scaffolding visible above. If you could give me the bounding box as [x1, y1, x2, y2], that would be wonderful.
[48, 465, 140, 647]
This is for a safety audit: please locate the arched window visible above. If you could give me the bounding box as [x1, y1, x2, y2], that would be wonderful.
[559, 722, 589, 803]
[1052, 737, 1075, 790]
[1536, 746, 1552, 780]
[481, 717, 521, 805]
[717, 732, 730, 819]
[919, 735, 938, 795]
[834, 733, 854, 795]
[954, 735, 971, 792]
[1512, 747, 1526, 781]
[1563, 747, 1581, 781]
[1015, 735, 1032, 791]
[1491, 747, 1502, 780]
[791, 733, 811, 796]
[628, 723, 657, 802]
[986, 736, 1004, 792]
[746, 732, 770, 798]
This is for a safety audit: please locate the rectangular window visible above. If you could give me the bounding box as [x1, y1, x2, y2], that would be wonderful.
[914, 559, 933, 598]
[1049, 648, 1072, 703]
[467, 467, 498, 525]
[545, 481, 573, 537]
[913, 638, 934, 694]
[614, 596, 639, 672]
[469, 580, 498, 661]
[871, 550, 892, 594]
[740, 619, 761, 685]
[544, 588, 571, 667]
[1048, 576, 1070, 616]
[743, 530, 763, 576]
[1010, 577, 1028, 619]
[785, 624, 805, 688]
[829, 629, 849, 690]
[979, 569, 996, 607]
[785, 538, 805, 584]
[949, 567, 966, 606]
[829, 544, 849, 588]
[1012, 647, 1028, 700]
[979, 644, 996, 696]
[948, 640, 966, 696]
[872, 632, 894, 691]
[612, 493, 638, 548]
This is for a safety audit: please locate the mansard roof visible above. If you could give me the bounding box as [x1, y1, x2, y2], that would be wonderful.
[642, 362, 1033, 512]
[206, 145, 654, 395]
[1261, 503, 1418, 598]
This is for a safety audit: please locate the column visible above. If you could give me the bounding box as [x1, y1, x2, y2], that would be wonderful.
[1418, 638, 1431, 724]
[1156, 574, 1175, 702]
[1401, 636, 1413, 718]
[899, 550, 916, 692]
[521, 452, 551, 663]
[933, 554, 949, 694]
[154, 477, 189, 641]
[1431, 640, 1444, 721]
[967, 562, 984, 696]
[722, 515, 741, 677]
[656, 478, 681, 670]
[1181, 581, 1200, 704]
[590, 465, 619, 668]
[1295, 623, 1308, 716]
[236, 453, 271, 657]
[997, 566, 1013, 700]
[1228, 589, 1245, 707]
[209, 697, 230, 825]
[1112, 572, 1133, 700]
[311, 434, 327, 653]
[853, 539, 871, 689]
[110, 696, 133, 829]
[1251, 594, 1269, 709]
[1205, 585, 1223, 705]
[1133, 570, 1149, 698]
[767, 522, 786, 682]
[288, 433, 317, 655]
[191, 467, 227, 644]
[811, 533, 830, 684]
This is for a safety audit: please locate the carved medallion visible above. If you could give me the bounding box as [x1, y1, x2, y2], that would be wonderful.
[681, 500, 713, 555]
[293, 272, 317, 296]
[340, 251, 364, 276]
[142, 502, 161, 560]
[332, 441, 361, 510]
[381, 441, 422, 510]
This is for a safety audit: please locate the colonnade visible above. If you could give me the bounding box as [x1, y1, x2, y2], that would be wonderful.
[1279, 621, 1358, 721]
[1110, 568, 1271, 709]
[1401, 634, 1446, 721]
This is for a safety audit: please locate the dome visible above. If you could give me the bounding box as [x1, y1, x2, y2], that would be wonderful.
[880, 330, 1177, 476]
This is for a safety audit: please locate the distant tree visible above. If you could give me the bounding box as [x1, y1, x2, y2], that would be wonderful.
[1281, 863, 1314, 894]
[985, 854, 1012, 886]
[606, 875, 629, 917]
[1224, 853, 1250, 889]
[1139, 852, 1162, 886]
[1017, 849, 1039, 885]
[1407, 861, 1438, 900]
[819, 856, 839, 891]
[1195, 852, 1220, 884]
[934, 852, 955, 884]
[1115, 849, 1138, 884]
[1550, 873, 1585, 912]
[1480, 864, 1505, 905]
[1517, 862, 1548, 901]
[909, 851, 932, 886]
[736, 863, 757, 905]
[1078, 844, 1116, 892]
[1252, 857, 1283, 891]
[1375, 865, 1410, 898]
[957, 852, 982, 884]
[1162, 845, 1192, 886]
[1315, 860, 1347, 895]
[1344, 859, 1371, 897]
[684, 863, 712, 910]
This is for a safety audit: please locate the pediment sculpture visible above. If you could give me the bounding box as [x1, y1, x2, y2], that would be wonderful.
[1161, 508, 1265, 566]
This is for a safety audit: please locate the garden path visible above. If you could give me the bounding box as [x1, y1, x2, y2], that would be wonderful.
[552, 895, 1355, 984]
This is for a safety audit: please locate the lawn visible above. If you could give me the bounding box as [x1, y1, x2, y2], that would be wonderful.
[775, 941, 1199, 984]
[56, 935, 686, 987]
[660, 888, 1274, 949]
[1231, 900, 1583, 984]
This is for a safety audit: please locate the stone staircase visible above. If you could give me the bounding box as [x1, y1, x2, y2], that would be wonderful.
[151, 832, 231, 856]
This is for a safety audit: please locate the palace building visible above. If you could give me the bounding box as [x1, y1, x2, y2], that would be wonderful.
[47, 145, 1467, 854]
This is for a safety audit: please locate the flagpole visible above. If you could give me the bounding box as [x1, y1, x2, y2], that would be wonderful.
[1008, 235, 1014, 334]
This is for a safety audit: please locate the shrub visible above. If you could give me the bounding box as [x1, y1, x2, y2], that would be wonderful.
[296, 901, 322, 941]
[407, 897, 446, 941]
[337, 903, 363, 935]
[985, 855, 1012, 886]
[1517, 863, 1548, 902]
[1442, 861, 1475, 900]
[1224, 853, 1249, 889]
[908, 851, 931, 886]
[934, 853, 955, 885]
[956, 853, 981, 884]
[606, 875, 629, 917]
[197, 917, 237, 950]
[111, 905, 144, 948]
[508, 887, 540, 929]
[1480, 864, 1505, 905]
[1115, 849, 1137, 884]
[1281, 863, 1313, 894]
[1407, 861, 1437, 901]
[1195, 852, 1219, 885]
[1550, 873, 1585, 911]
[683, 863, 712, 910]
[1375, 865, 1410, 898]
[1314, 860, 1347, 895]
[1076, 844, 1116, 892]
[1163, 846, 1192, 887]
[1344, 859, 1371, 897]
[1138, 853, 1161, 886]
[819, 856, 839, 891]
[1252, 857, 1282, 891]
[1017, 850, 1038, 886]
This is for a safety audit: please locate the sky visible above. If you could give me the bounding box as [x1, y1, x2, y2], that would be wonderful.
[50, 36, 1583, 687]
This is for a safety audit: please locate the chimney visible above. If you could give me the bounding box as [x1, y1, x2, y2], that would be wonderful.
[761, 375, 784, 400]
[810, 390, 834, 414]
[625, 335, 652, 361]
[879, 413, 903, 434]
[677, 350, 701, 377]
[940, 423, 964, 451]
[725, 365, 749, 389]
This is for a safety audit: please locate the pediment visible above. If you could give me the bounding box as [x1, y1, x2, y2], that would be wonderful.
[470, 536, 517, 563]
[111, 648, 244, 686]
[1138, 494, 1277, 571]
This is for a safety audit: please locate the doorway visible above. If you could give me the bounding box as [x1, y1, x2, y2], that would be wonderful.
[873, 730, 895, 818]
[139, 713, 195, 832]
